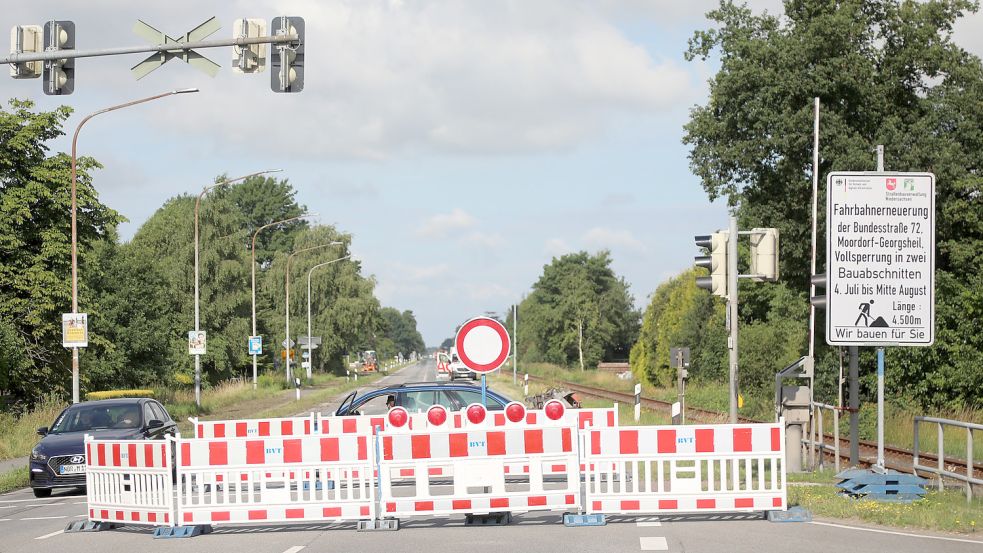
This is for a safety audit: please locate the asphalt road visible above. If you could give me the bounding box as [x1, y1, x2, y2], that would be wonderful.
[2, 360, 981, 552]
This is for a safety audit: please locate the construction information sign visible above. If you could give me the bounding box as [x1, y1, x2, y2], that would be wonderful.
[826, 172, 935, 346]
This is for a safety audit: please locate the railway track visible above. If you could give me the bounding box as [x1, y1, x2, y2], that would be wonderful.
[527, 374, 981, 481]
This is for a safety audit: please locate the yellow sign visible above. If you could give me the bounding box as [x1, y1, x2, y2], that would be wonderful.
[62, 313, 88, 348]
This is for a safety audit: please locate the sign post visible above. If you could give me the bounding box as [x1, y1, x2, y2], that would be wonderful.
[188, 331, 206, 407]
[454, 316, 511, 406]
[827, 170, 935, 468]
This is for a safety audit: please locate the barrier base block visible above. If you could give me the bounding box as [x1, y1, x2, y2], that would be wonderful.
[64, 520, 119, 533]
[767, 507, 812, 523]
[357, 518, 399, 532]
[153, 525, 213, 539]
[563, 513, 606, 527]
[465, 512, 511, 526]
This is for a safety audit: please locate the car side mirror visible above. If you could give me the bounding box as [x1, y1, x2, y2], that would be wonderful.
[36, 427, 48, 436]
[147, 419, 164, 430]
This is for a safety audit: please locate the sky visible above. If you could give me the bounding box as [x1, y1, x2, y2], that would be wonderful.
[3, 1, 982, 346]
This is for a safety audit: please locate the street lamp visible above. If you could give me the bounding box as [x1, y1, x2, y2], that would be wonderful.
[251, 213, 317, 388]
[306, 254, 351, 381]
[68, 88, 198, 403]
[193, 169, 281, 407]
[285, 242, 342, 383]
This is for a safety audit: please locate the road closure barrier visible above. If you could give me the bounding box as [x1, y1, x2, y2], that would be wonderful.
[85, 435, 174, 526]
[583, 422, 787, 514]
[81, 409, 787, 534]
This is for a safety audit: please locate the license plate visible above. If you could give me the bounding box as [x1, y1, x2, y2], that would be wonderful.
[60, 464, 85, 475]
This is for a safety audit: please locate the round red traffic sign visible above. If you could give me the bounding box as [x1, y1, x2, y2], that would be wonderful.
[454, 316, 511, 374]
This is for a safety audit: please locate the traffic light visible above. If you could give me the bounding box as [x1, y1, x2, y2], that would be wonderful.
[9, 25, 43, 79]
[810, 273, 827, 308]
[42, 20, 74, 95]
[694, 232, 728, 297]
[749, 227, 780, 281]
[232, 18, 266, 73]
[270, 16, 304, 93]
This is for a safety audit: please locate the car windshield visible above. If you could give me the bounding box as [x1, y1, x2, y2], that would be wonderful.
[49, 404, 143, 434]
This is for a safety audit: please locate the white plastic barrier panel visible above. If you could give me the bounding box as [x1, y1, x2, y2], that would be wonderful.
[189, 414, 315, 439]
[85, 436, 174, 526]
[584, 422, 787, 514]
[176, 434, 374, 525]
[378, 425, 581, 517]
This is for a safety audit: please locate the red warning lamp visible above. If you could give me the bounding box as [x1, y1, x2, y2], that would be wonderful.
[427, 405, 448, 426]
[505, 402, 526, 423]
[388, 406, 409, 428]
[466, 403, 487, 425]
[543, 399, 565, 421]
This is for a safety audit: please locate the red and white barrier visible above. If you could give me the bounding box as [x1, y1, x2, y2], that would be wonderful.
[377, 425, 581, 517]
[175, 434, 374, 525]
[583, 422, 787, 515]
[85, 436, 174, 526]
[189, 414, 315, 439]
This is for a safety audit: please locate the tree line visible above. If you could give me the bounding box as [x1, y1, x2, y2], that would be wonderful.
[509, 1, 982, 411]
[0, 100, 423, 407]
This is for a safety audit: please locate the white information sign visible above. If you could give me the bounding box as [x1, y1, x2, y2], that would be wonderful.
[62, 313, 88, 348]
[826, 172, 935, 346]
[188, 331, 207, 355]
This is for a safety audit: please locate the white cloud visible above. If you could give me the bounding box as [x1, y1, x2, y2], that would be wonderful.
[416, 208, 477, 238]
[459, 231, 504, 251]
[583, 227, 646, 253]
[545, 238, 572, 257]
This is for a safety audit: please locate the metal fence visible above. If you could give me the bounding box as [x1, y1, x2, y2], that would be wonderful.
[912, 416, 981, 501]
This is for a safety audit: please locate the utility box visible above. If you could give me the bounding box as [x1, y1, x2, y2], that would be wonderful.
[781, 385, 810, 423]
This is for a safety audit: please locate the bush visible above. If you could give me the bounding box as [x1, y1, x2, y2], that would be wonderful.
[85, 389, 154, 400]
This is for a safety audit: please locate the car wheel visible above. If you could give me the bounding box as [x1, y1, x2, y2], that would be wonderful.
[33, 488, 52, 498]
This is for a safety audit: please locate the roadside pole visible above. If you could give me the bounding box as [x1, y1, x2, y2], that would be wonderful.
[727, 215, 739, 424]
[876, 145, 885, 469]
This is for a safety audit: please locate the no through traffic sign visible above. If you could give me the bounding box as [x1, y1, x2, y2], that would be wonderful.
[455, 317, 511, 374]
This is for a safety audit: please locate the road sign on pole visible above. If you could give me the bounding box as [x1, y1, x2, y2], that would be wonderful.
[188, 331, 206, 355]
[455, 317, 511, 374]
[61, 313, 87, 348]
[826, 172, 935, 346]
[248, 336, 262, 355]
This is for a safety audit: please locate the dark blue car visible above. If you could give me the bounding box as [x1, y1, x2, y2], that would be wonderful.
[30, 398, 177, 498]
[335, 382, 513, 416]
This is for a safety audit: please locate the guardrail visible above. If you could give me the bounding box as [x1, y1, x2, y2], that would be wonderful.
[808, 402, 841, 473]
[913, 416, 980, 501]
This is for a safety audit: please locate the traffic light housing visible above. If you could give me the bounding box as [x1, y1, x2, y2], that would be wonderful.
[42, 20, 74, 95]
[232, 18, 266, 74]
[695, 232, 728, 297]
[270, 16, 304, 93]
[9, 25, 43, 79]
[749, 227, 780, 281]
[810, 273, 827, 308]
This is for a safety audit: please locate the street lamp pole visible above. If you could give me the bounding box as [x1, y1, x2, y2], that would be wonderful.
[285, 243, 341, 384]
[251, 213, 316, 389]
[307, 255, 351, 382]
[193, 169, 281, 407]
[69, 88, 198, 403]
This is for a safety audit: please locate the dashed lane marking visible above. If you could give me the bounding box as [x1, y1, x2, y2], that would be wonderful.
[636, 521, 662, 527]
[639, 536, 668, 551]
[281, 547, 305, 553]
[22, 516, 67, 521]
[35, 530, 64, 540]
[809, 521, 983, 545]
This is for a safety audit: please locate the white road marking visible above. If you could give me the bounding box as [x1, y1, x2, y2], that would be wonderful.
[810, 521, 983, 545]
[636, 521, 663, 527]
[0, 518, 10, 522]
[0, 498, 56, 503]
[22, 516, 66, 521]
[72, 501, 87, 504]
[282, 547, 305, 553]
[639, 536, 669, 551]
[35, 530, 64, 540]
[27, 503, 65, 507]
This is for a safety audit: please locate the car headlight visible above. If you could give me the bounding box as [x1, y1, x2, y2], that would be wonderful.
[31, 448, 47, 462]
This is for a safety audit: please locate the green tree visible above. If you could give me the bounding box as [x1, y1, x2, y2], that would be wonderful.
[0, 100, 121, 403]
[683, 0, 983, 407]
[517, 251, 639, 370]
[379, 308, 425, 357]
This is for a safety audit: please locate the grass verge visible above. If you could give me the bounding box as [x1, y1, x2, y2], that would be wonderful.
[0, 467, 29, 495]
